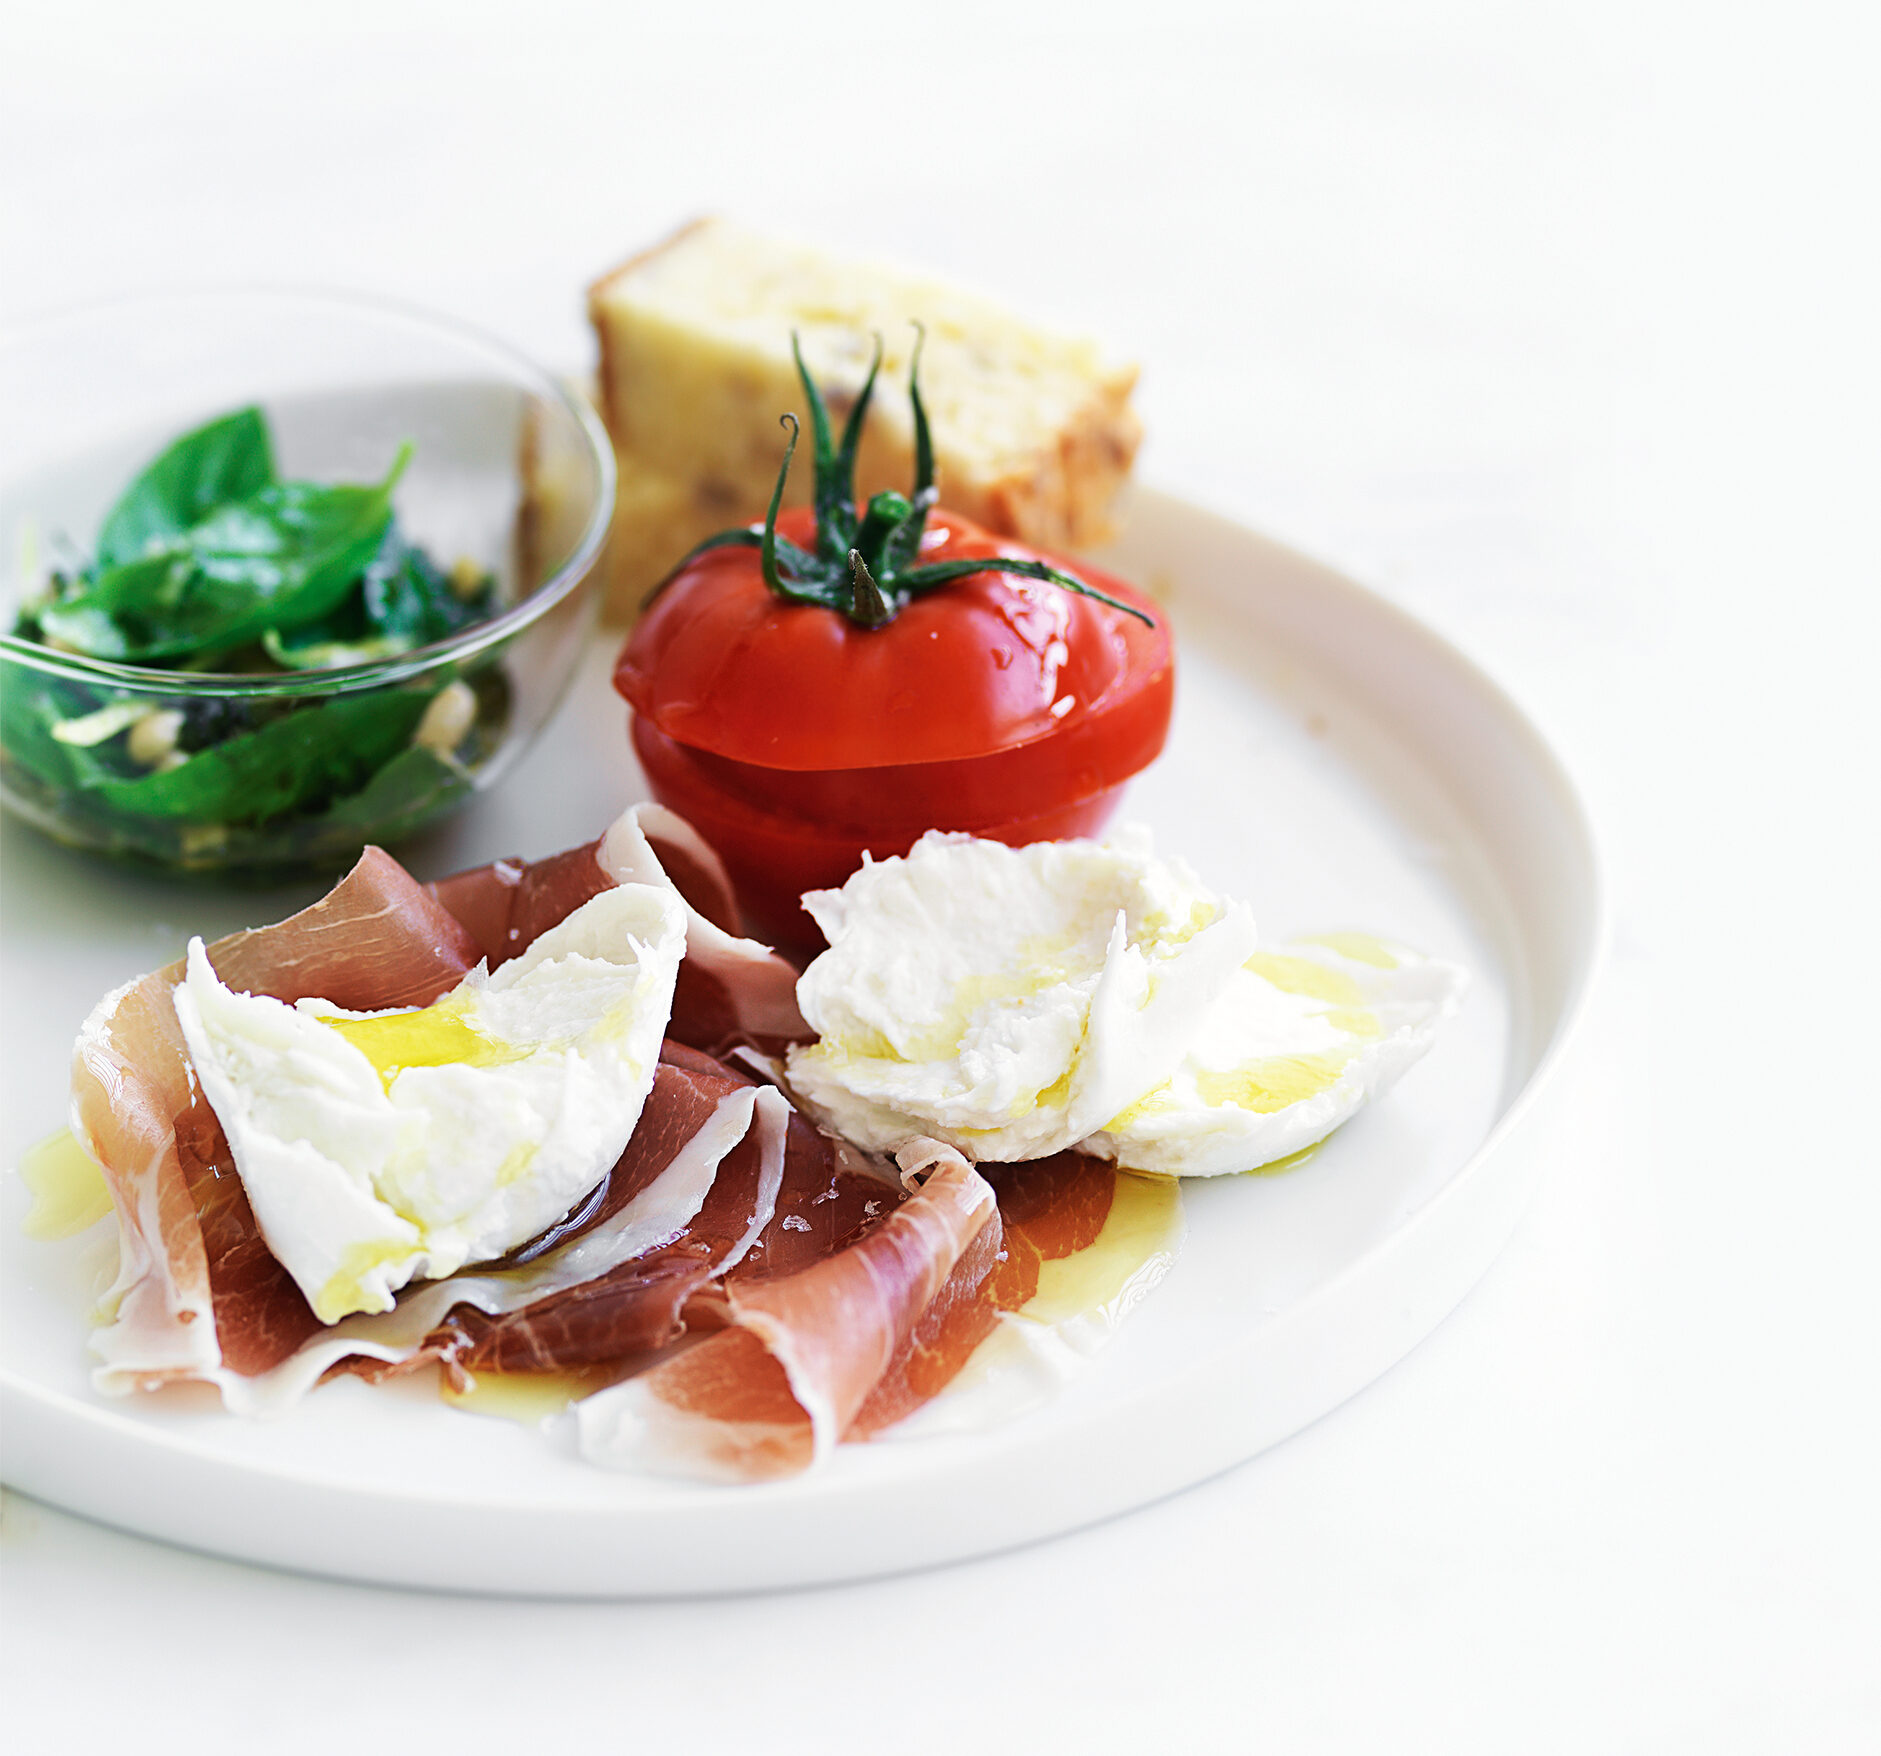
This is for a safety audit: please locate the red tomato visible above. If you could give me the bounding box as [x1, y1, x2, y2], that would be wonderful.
[616, 508, 1173, 949]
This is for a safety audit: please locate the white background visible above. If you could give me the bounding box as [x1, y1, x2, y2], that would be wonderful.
[2, 1, 1876, 1749]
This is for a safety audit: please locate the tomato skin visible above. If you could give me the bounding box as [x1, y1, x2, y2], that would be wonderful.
[632, 716, 1134, 948]
[616, 508, 1174, 949]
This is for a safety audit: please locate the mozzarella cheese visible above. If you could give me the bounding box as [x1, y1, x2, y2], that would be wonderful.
[787, 828, 1259, 1162]
[786, 830, 1465, 1176]
[173, 883, 687, 1322]
[1084, 935, 1466, 1176]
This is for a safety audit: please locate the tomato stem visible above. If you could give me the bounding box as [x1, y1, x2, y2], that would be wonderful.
[848, 550, 892, 627]
[658, 328, 1154, 632]
[759, 414, 801, 599]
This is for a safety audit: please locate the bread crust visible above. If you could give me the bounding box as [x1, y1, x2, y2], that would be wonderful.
[585, 215, 718, 439]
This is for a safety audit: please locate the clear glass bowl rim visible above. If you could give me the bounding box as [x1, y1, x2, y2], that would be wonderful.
[0, 285, 616, 700]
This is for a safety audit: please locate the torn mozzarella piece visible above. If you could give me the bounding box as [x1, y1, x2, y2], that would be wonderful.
[785, 828, 1466, 1178]
[209, 1082, 789, 1417]
[172, 883, 687, 1322]
[786, 828, 1258, 1161]
[1086, 938, 1467, 1176]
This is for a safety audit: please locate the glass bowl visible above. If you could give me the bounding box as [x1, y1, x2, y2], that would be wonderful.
[0, 289, 613, 872]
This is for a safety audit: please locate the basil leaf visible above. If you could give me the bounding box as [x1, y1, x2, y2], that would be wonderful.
[363, 536, 493, 644]
[95, 407, 275, 568]
[262, 525, 493, 670]
[0, 682, 157, 827]
[85, 688, 430, 824]
[316, 742, 471, 838]
[25, 577, 164, 660]
[183, 474, 402, 636]
[0, 668, 101, 794]
[40, 447, 409, 663]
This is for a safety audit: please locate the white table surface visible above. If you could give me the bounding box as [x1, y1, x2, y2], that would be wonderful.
[2, 2, 1875, 1749]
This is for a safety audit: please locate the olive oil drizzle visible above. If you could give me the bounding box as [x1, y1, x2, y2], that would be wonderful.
[18, 1128, 112, 1239]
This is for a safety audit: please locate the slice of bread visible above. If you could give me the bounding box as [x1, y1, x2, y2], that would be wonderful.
[587, 218, 1141, 619]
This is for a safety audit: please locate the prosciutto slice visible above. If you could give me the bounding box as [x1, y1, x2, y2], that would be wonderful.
[67, 806, 1167, 1474]
[387, 1046, 915, 1393]
[782, 1151, 1125, 1444]
[403, 1045, 789, 1379]
[430, 803, 807, 1056]
[210, 1075, 787, 1416]
[77, 848, 483, 1390]
[575, 1139, 1000, 1481]
[75, 811, 807, 1399]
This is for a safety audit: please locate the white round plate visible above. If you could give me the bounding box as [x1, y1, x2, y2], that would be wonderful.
[0, 488, 1601, 1596]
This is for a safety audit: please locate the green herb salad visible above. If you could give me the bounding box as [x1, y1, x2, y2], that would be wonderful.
[2, 407, 513, 869]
